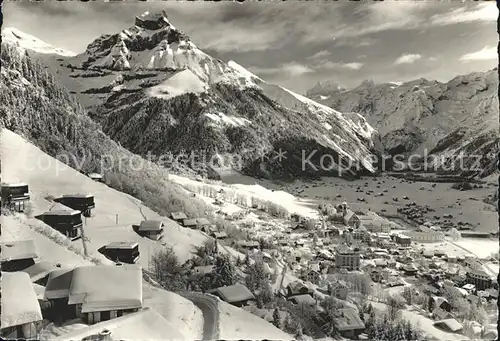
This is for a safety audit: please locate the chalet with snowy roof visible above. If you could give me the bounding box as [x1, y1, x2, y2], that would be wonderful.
[44, 265, 142, 324]
[103, 242, 140, 264]
[286, 281, 314, 298]
[431, 296, 451, 312]
[1, 239, 38, 272]
[211, 231, 228, 239]
[432, 307, 454, 321]
[330, 280, 348, 300]
[36, 209, 83, 240]
[20, 261, 57, 285]
[181, 218, 196, 228]
[87, 173, 104, 183]
[402, 264, 418, 276]
[433, 319, 463, 333]
[236, 240, 260, 249]
[332, 308, 365, 339]
[1, 182, 30, 212]
[54, 194, 95, 217]
[192, 265, 215, 277]
[0, 272, 43, 339]
[207, 283, 255, 307]
[169, 211, 188, 223]
[137, 220, 164, 240]
[466, 268, 493, 290]
[287, 294, 317, 307]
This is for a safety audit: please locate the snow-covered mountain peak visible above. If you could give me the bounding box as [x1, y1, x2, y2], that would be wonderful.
[1, 27, 76, 57]
[134, 10, 171, 30]
[78, 13, 264, 90]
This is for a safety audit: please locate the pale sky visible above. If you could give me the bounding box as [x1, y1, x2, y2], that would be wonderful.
[3, 0, 498, 93]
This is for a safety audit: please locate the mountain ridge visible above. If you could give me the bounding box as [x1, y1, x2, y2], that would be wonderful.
[1, 13, 381, 180]
[306, 70, 498, 177]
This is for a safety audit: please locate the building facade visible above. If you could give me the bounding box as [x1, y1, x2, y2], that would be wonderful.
[335, 247, 361, 271]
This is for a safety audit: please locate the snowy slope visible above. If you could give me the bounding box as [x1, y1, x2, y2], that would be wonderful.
[2, 128, 296, 340]
[1, 128, 209, 264]
[1, 27, 76, 57]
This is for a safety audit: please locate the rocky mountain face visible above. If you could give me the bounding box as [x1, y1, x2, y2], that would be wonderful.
[307, 72, 499, 177]
[8, 11, 380, 180]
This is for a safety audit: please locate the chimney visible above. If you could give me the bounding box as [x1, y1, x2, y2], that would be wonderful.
[98, 329, 112, 341]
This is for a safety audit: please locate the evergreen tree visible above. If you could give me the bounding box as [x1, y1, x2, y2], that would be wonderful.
[427, 295, 434, 312]
[245, 260, 268, 292]
[212, 255, 235, 288]
[256, 294, 263, 309]
[272, 308, 282, 329]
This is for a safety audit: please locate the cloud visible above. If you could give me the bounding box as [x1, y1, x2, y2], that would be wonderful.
[429, 2, 497, 25]
[317, 61, 365, 70]
[250, 63, 315, 77]
[394, 53, 422, 65]
[307, 50, 332, 60]
[460, 46, 497, 62]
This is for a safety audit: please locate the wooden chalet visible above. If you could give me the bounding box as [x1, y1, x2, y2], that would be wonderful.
[1, 182, 30, 212]
[54, 194, 95, 217]
[137, 220, 164, 240]
[1, 240, 38, 272]
[103, 242, 140, 264]
[169, 211, 188, 224]
[207, 284, 255, 307]
[36, 209, 83, 240]
[0, 272, 43, 339]
[44, 265, 142, 324]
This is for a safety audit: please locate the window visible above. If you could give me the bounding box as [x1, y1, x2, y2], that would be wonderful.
[101, 310, 111, 321]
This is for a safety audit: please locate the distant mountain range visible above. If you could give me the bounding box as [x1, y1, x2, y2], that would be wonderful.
[306, 71, 499, 177]
[1, 11, 380, 180]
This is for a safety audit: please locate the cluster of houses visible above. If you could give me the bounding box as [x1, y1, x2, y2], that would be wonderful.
[169, 212, 228, 239]
[0, 236, 144, 339]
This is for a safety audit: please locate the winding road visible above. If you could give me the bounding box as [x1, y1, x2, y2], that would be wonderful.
[180, 291, 220, 341]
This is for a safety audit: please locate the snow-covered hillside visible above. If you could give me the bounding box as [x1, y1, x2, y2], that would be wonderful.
[2, 27, 76, 57]
[2, 128, 299, 339]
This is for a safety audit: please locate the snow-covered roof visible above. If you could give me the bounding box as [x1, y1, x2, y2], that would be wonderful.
[1, 272, 43, 328]
[210, 283, 255, 303]
[1, 182, 28, 187]
[44, 209, 81, 216]
[87, 173, 103, 178]
[21, 261, 56, 282]
[288, 294, 316, 306]
[170, 211, 187, 220]
[61, 193, 93, 198]
[434, 318, 463, 332]
[333, 308, 365, 331]
[196, 218, 212, 226]
[139, 220, 163, 231]
[105, 242, 139, 250]
[45, 267, 75, 300]
[53, 308, 184, 341]
[1, 239, 38, 262]
[68, 265, 142, 313]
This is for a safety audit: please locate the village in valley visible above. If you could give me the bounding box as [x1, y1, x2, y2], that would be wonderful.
[1, 131, 498, 341]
